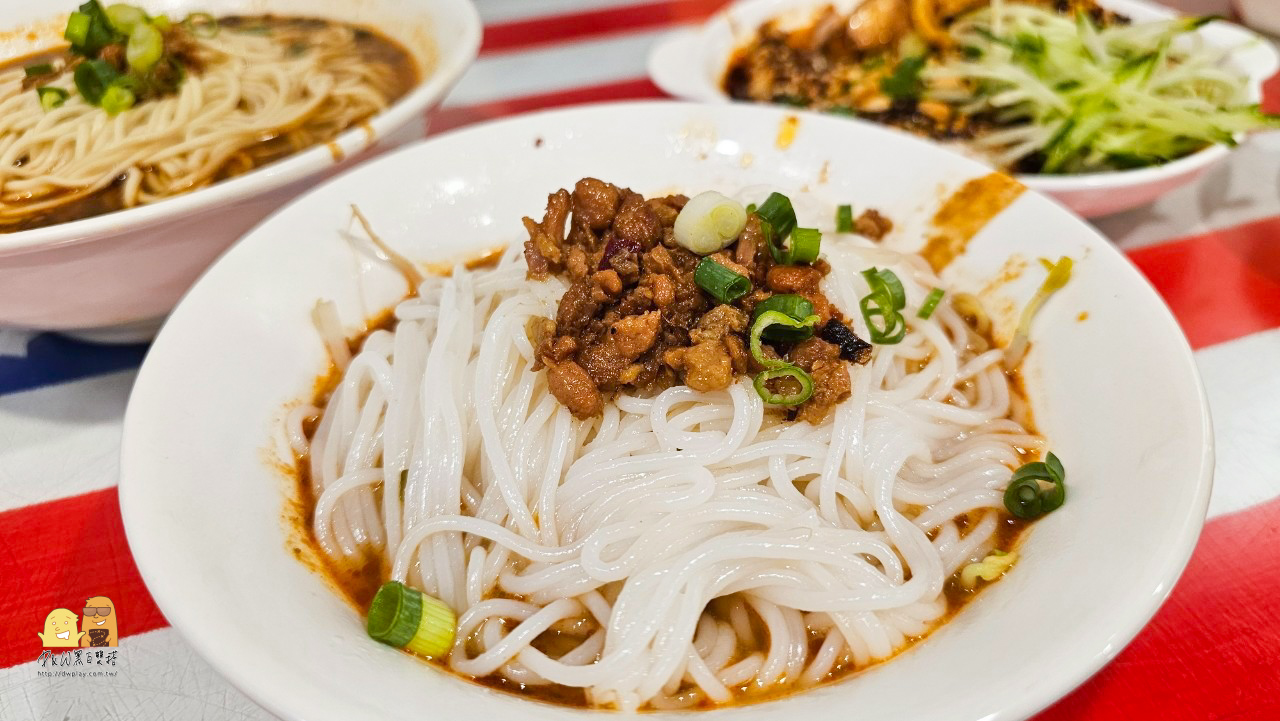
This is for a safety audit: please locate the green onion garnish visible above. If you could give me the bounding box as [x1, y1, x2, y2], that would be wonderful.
[184, 12, 219, 38]
[754, 192, 796, 240]
[64, 11, 92, 48]
[105, 3, 148, 34]
[1005, 256, 1072, 367]
[100, 83, 136, 114]
[1003, 452, 1066, 520]
[367, 580, 456, 658]
[751, 295, 816, 343]
[66, 1, 125, 56]
[917, 288, 945, 320]
[881, 55, 926, 101]
[835, 204, 854, 233]
[745, 203, 757, 214]
[73, 59, 120, 105]
[125, 22, 164, 73]
[694, 257, 751, 304]
[786, 227, 822, 264]
[151, 14, 171, 31]
[37, 86, 69, 111]
[859, 267, 908, 344]
[24, 64, 55, 78]
[753, 366, 814, 406]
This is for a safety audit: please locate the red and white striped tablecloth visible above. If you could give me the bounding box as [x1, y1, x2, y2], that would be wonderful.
[2, 1, 1279, 719]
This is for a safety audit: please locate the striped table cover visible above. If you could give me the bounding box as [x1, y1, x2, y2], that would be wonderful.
[2, 1, 1279, 718]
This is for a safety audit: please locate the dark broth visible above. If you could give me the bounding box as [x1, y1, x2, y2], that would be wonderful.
[0, 16, 419, 233]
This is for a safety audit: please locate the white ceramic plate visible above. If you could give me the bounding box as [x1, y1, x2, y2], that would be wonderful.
[120, 102, 1213, 721]
[648, 0, 1280, 218]
[0, 0, 480, 338]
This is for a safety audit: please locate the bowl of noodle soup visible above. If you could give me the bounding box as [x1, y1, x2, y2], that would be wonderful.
[120, 102, 1212, 721]
[0, 0, 479, 339]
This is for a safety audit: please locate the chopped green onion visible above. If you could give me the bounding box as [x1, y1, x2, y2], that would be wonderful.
[150, 14, 171, 31]
[37, 86, 69, 111]
[745, 203, 757, 214]
[24, 64, 55, 78]
[859, 267, 908, 344]
[73, 59, 120, 105]
[753, 366, 814, 406]
[754, 192, 796, 240]
[105, 3, 147, 34]
[1005, 256, 1072, 367]
[67, 1, 125, 56]
[751, 295, 816, 343]
[881, 55, 926, 101]
[835, 204, 854, 233]
[366, 580, 456, 658]
[126, 21, 163, 73]
[749, 308, 820, 369]
[959, 550, 1018, 589]
[674, 191, 748, 255]
[786, 227, 822, 264]
[917, 288, 945, 319]
[694, 257, 751, 304]
[1003, 452, 1066, 520]
[100, 83, 135, 114]
[64, 11, 92, 48]
[184, 12, 219, 38]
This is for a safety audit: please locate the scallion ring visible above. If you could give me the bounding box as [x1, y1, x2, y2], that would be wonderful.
[754, 192, 796, 240]
[64, 11, 92, 48]
[835, 204, 854, 233]
[126, 21, 163, 73]
[694, 256, 751, 304]
[1003, 452, 1066, 520]
[100, 83, 136, 114]
[751, 294, 816, 343]
[105, 3, 148, 34]
[73, 59, 120, 105]
[24, 63, 55, 78]
[37, 86, 69, 111]
[753, 366, 814, 406]
[917, 288, 945, 319]
[859, 267, 908, 344]
[366, 580, 456, 658]
[184, 11, 219, 38]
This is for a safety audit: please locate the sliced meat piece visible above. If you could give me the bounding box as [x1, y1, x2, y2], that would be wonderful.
[573, 178, 622, 231]
[787, 337, 841, 370]
[690, 305, 748, 344]
[556, 279, 602, 337]
[608, 311, 662, 361]
[766, 265, 824, 294]
[679, 340, 735, 392]
[614, 192, 664, 249]
[547, 360, 603, 418]
[855, 208, 894, 240]
[522, 189, 571, 278]
[796, 359, 852, 424]
[578, 342, 631, 388]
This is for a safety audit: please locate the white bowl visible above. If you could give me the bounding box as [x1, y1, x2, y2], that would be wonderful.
[0, 0, 480, 341]
[648, 0, 1279, 219]
[120, 101, 1213, 721]
[1235, 0, 1280, 37]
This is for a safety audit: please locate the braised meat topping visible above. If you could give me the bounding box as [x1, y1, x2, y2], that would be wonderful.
[525, 178, 879, 423]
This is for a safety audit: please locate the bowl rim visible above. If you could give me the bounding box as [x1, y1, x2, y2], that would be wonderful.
[0, 0, 482, 256]
[119, 100, 1216, 721]
[647, 0, 1280, 192]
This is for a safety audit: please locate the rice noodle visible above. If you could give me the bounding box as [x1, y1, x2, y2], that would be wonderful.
[306, 235, 1041, 710]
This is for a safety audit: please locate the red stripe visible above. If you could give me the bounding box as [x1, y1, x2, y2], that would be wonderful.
[0, 488, 166, 668]
[1127, 215, 1280, 349]
[1034, 497, 1280, 721]
[428, 77, 668, 134]
[480, 0, 730, 55]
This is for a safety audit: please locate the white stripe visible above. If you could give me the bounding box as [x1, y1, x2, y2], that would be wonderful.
[475, 0, 649, 24]
[0, 371, 133, 513]
[0, 628, 273, 721]
[443, 28, 676, 107]
[1196, 328, 1280, 518]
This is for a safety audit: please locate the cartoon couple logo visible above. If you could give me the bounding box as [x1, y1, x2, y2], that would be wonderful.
[37, 597, 118, 648]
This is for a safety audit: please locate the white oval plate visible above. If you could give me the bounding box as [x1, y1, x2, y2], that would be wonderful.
[648, 0, 1280, 218]
[120, 101, 1212, 721]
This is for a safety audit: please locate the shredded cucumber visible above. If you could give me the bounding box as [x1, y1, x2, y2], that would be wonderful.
[926, 5, 1277, 173]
